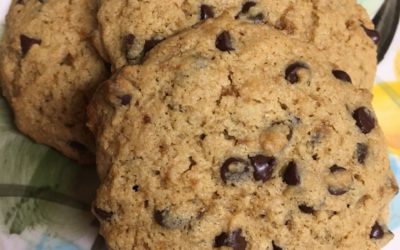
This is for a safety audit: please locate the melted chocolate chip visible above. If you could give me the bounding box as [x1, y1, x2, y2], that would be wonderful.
[332, 70, 352, 83]
[118, 95, 132, 106]
[241, 2, 256, 13]
[328, 186, 348, 196]
[220, 157, 249, 184]
[69, 141, 88, 151]
[94, 207, 113, 221]
[272, 241, 283, 250]
[352, 107, 376, 134]
[298, 204, 315, 214]
[362, 25, 380, 44]
[370, 222, 384, 239]
[200, 4, 214, 20]
[248, 155, 276, 182]
[216, 31, 235, 52]
[20, 35, 41, 57]
[283, 161, 300, 185]
[356, 143, 368, 164]
[330, 165, 347, 173]
[214, 229, 247, 250]
[285, 62, 308, 84]
[17, 0, 24, 4]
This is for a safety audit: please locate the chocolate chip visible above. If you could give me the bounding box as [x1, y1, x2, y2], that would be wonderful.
[125, 34, 135, 46]
[370, 222, 384, 239]
[356, 143, 368, 164]
[248, 13, 264, 23]
[61, 53, 74, 66]
[214, 232, 229, 247]
[362, 25, 380, 44]
[154, 209, 197, 229]
[124, 34, 136, 61]
[285, 62, 308, 84]
[94, 207, 113, 221]
[332, 70, 352, 83]
[214, 229, 247, 250]
[223, 129, 237, 141]
[118, 95, 132, 106]
[220, 157, 249, 184]
[298, 204, 315, 214]
[328, 186, 348, 196]
[272, 241, 283, 250]
[17, 0, 24, 4]
[132, 185, 140, 192]
[352, 107, 376, 134]
[248, 155, 276, 182]
[20, 35, 41, 57]
[200, 4, 214, 20]
[143, 38, 164, 56]
[216, 31, 235, 52]
[200, 133, 207, 140]
[143, 115, 151, 124]
[154, 209, 166, 227]
[189, 156, 197, 167]
[186, 156, 197, 172]
[241, 1, 257, 13]
[330, 165, 347, 173]
[69, 141, 88, 151]
[283, 161, 300, 185]
[230, 229, 247, 250]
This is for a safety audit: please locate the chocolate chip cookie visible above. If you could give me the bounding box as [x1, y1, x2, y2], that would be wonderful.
[97, 0, 377, 89]
[0, 0, 109, 163]
[88, 16, 398, 249]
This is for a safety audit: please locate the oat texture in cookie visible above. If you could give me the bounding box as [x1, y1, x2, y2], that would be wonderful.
[0, 0, 109, 163]
[89, 16, 398, 250]
[97, 0, 377, 89]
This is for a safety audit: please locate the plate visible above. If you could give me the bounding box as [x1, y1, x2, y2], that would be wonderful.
[0, 1, 398, 249]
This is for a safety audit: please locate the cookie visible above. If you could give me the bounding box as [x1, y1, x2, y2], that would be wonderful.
[0, 0, 109, 164]
[88, 16, 398, 249]
[96, 0, 377, 89]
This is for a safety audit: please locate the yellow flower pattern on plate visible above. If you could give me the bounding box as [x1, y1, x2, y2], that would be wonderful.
[373, 50, 400, 156]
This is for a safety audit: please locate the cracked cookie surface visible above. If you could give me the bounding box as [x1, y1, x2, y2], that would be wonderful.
[0, 0, 109, 163]
[97, 0, 377, 89]
[89, 16, 398, 249]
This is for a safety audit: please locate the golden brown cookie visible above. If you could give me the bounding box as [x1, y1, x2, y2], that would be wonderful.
[0, 0, 109, 164]
[89, 16, 397, 249]
[97, 0, 378, 89]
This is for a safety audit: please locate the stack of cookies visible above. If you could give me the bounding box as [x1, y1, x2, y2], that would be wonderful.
[0, 0, 398, 249]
